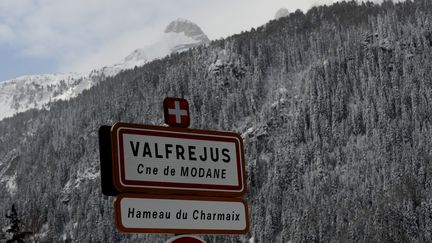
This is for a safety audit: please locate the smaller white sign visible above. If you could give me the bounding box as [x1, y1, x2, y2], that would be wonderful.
[115, 194, 249, 234]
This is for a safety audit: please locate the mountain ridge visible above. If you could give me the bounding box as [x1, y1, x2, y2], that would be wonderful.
[0, 18, 209, 121]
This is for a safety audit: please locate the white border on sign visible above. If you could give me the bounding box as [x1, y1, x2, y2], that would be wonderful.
[116, 127, 245, 193]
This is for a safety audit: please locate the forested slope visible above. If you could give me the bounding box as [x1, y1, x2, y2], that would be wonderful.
[1, 1, 432, 242]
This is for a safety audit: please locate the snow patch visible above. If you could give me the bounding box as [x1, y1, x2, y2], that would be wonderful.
[259, 153, 272, 164]
[278, 87, 288, 95]
[0, 173, 17, 195]
[35, 223, 49, 240]
[0, 150, 19, 195]
[77, 168, 99, 181]
[5, 174, 17, 195]
[0, 72, 92, 120]
[64, 167, 99, 191]
[271, 98, 287, 109]
[270, 87, 289, 108]
[242, 126, 256, 138]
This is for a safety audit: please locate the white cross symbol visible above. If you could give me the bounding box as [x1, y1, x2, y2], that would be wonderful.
[168, 101, 187, 123]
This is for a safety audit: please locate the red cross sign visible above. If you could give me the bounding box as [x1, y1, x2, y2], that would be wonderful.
[163, 97, 190, 127]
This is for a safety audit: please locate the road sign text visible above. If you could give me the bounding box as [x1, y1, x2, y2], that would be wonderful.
[115, 194, 249, 234]
[111, 123, 246, 196]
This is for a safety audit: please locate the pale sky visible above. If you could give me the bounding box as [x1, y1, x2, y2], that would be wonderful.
[0, 0, 379, 81]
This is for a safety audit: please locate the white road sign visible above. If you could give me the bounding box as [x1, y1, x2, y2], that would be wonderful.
[115, 194, 249, 234]
[110, 123, 246, 196]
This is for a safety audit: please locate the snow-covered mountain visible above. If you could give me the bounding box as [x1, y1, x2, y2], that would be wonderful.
[94, 18, 209, 77]
[0, 72, 92, 120]
[0, 18, 209, 121]
[2, 1, 432, 242]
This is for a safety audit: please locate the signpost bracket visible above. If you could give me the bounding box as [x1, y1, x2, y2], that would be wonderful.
[98, 125, 120, 196]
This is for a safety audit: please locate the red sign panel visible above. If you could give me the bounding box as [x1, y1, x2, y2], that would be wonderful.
[110, 123, 247, 197]
[164, 97, 190, 127]
[166, 235, 206, 243]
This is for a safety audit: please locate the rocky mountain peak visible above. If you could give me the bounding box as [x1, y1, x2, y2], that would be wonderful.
[275, 8, 289, 20]
[164, 18, 210, 44]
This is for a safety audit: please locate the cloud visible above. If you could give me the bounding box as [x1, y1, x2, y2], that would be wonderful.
[1, 0, 389, 77]
[63, 25, 164, 72]
[0, 24, 14, 42]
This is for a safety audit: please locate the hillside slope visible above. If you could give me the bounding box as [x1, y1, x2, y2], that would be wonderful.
[1, 1, 432, 242]
[0, 18, 209, 121]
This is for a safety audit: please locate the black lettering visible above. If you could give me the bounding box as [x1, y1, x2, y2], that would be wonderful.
[193, 210, 199, 220]
[176, 145, 185, 160]
[189, 146, 197, 161]
[199, 168, 205, 177]
[137, 164, 144, 174]
[176, 210, 187, 219]
[222, 148, 230, 163]
[210, 147, 219, 162]
[221, 169, 226, 179]
[235, 214, 240, 221]
[191, 167, 197, 177]
[180, 167, 189, 176]
[206, 168, 212, 178]
[130, 141, 140, 156]
[142, 211, 151, 218]
[128, 208, 135, 218]
[154, 143, 163, 158]
[143, 142, 152, 157]
[165, 144, 173, 159]
[199, 147, 208, 161]
[217, 213, 225, 220]
[145, 167, 151, 174]
[213, 169, 220, 178]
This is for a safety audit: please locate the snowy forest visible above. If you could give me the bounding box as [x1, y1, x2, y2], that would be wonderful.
[2, 0, 432, 242]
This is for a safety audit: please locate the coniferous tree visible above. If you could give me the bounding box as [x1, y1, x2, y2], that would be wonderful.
[4, 204, 32, 243]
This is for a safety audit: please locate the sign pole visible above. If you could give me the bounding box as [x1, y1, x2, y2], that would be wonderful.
[164, 98, 201, 241]
[98, 125, 119, 196]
